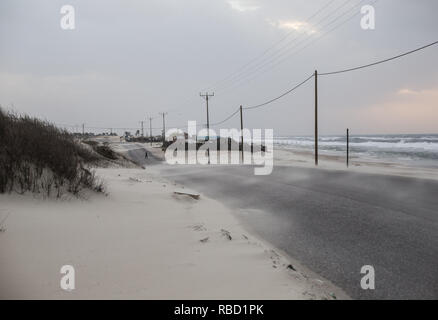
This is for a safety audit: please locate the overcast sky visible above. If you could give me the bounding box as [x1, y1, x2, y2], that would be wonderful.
[1, 0, 437, 135]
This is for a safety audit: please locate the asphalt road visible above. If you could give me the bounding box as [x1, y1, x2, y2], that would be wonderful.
[125, 145, 438, 299]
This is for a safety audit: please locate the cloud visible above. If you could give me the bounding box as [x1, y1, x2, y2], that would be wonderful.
[227, 0, 260, 12]
[267, 19, 317, 34]
[349, 87, 438, 133]
[397, 88, 421, 95]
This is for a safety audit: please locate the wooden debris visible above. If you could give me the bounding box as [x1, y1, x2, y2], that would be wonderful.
[174, 191, 200, 200]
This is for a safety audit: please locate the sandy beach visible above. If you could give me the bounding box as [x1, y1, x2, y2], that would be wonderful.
[0, 161, 346, 299]
[1, 139, 437, 299]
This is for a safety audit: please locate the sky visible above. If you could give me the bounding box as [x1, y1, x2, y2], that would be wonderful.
[0, 0, 437, 135]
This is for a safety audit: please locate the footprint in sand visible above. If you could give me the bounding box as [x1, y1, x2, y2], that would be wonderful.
[191, 223, 206, 232]
[221, 229, 232, 240]
[266, 249, 282, 268]
[199, 237, 209, 243]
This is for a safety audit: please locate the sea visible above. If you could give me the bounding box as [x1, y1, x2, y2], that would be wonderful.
[274, 134, 438, 168]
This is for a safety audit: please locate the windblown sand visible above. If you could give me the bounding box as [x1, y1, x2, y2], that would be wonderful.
[0, 168, 346, 299]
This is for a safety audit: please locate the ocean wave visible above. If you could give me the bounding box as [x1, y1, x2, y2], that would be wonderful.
[274, 134, 438, 164]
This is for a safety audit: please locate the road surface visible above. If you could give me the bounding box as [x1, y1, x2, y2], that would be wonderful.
[123, 144, 438, 299]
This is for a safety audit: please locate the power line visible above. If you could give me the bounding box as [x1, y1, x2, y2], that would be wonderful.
[206, 73, 314, 127]
[141, 0, 366, 126]
[203, 0, 339, 92]
[58, 124, 163, 131]
[266, 0, 377, 73]
[244, 73, 315, 110]
[212, 0, 359, 94]
[190, 0, 365, 127]
[165, 1, 343, 117]
[320, 40, 438, 75]
[56, 36, 438, 134]
[210, 108, 240, 127]
[255, 0, 369, 76]
[202, 38, 438, 123]
[214, 0, 367, 94]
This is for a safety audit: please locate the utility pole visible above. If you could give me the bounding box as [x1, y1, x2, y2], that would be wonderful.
[149, 117, 153, 145]
[200, 92, 214, 165]
[314, 70, 318, 166]
[346, 128, 350, 168]
[82, 123, 85, 136]
[240, 105, 244, 163]
[140, 121, 144, 137]
[200, 92, 214, 141]
[159, 112, 167, 143]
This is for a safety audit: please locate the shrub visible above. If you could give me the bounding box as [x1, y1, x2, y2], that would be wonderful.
[0, 108, 104, 196]
[94, 145, 118, 160]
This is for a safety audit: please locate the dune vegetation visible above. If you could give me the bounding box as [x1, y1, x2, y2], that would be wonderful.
[0, 108, 105, 197]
